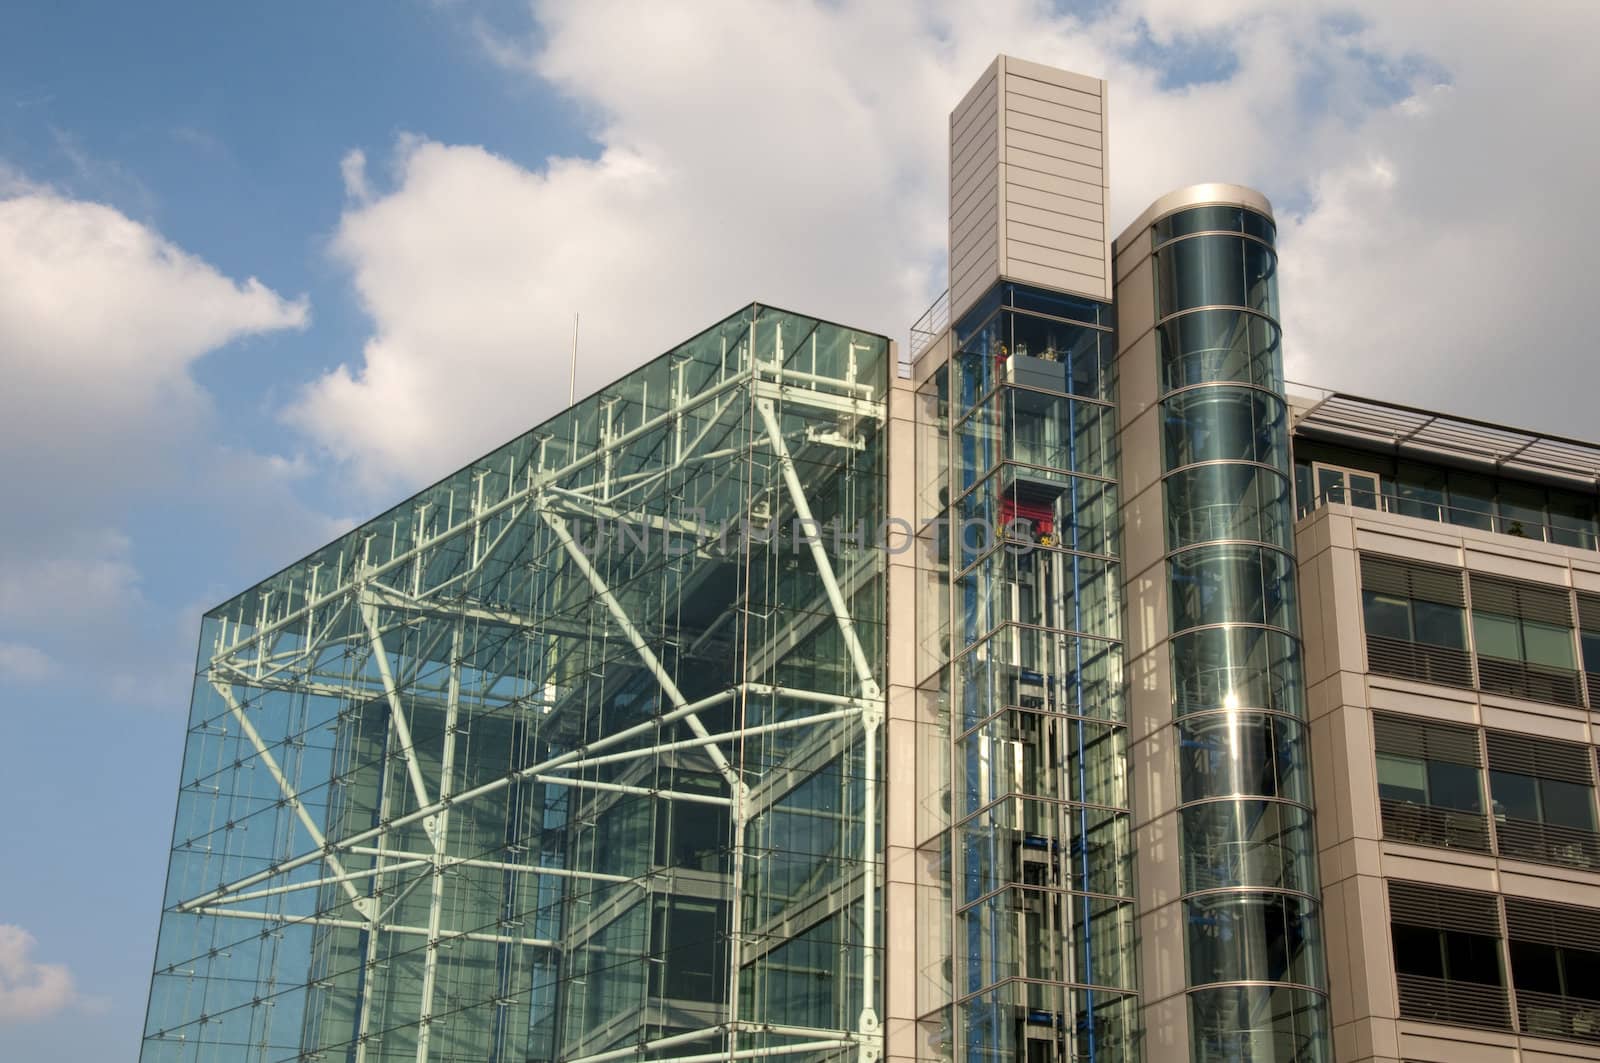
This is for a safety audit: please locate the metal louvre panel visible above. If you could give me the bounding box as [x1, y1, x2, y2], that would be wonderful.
[1361, 554, 1465, 607]
[1387, 879, 1500, 935]
[1469, 574, 1574, 627]
[1504, 896, 1600, 951]
[1373, 712, 1481, 766]
[1485, 730, 1595, 784]
[1578, 592, 1600, 633]
[1365, 634, 1475, 688]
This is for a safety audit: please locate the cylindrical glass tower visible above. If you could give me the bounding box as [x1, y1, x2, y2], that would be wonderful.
[1151, 201, 1330, 1063]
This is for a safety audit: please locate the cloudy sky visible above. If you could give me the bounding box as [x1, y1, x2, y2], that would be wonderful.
[2, 0, 1598, 1059]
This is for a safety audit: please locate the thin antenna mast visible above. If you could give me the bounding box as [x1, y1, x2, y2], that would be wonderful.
[569, 313, 579, 406]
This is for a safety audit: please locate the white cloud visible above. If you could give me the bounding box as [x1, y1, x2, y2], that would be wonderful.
[0, 642, 56, 683]
[0, 186, 314, 702]
[287, 0, 1600, 488]
[0, 926, 75, 1024]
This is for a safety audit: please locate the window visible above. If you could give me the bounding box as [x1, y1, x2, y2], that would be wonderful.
[1373, 713, 1487, 851]
[1359, 555, 1471, 686]
[1505, 897, 1600, 1043]
[1469, 574, 1580, 705]
[1388, 880, 1511, 1030]
[1486, 731, 1600, 869]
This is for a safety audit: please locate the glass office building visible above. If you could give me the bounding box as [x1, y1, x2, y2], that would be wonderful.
[140, 305, 893, 1063]
[142, 52, 1600, 1063]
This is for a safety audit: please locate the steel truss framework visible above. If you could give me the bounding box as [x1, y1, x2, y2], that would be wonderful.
[139, 305, 891, 1063]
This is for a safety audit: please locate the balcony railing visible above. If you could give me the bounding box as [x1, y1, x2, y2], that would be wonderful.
[1516, 988, 1600, 1043]
[1395, 973, 1512, 1030]
[1495, 816, 1600, 870]
[1365, 633, 1475, 688]
[1380, 799, 1491, 853]
[1476, 655, 1584, 707]
[1300, 489, 1600, 552]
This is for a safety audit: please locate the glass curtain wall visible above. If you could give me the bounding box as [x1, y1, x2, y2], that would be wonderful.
[945, 282, 1139, 1063]
[1152, 206, 1331, 1063]
[139, 305, 889, 1063]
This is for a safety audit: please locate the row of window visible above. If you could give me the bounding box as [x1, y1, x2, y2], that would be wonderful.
[1360, 554, 1600, 708]
[1389, 880, 1600, 1045]
[1295, 437, 1600, 550]
[1374, 711, 1600, 869]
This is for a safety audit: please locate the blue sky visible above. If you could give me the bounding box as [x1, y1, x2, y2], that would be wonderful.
[2, 2, 1598, 1060]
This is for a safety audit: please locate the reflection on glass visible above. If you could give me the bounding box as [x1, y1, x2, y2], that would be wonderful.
[1178, 711, 1312, 804]
[1156, 234, 1279, 319]
[1163, 387, 1288, 469]
[1186, 892, 1325, 989]
[1171, 627, 1304, 716]
[1181, 800, 1318, 894]
[1189, 984, 1329, 1063]
[1158, 308, 1282, 393]
[1165, 463, 1293, 550]
[1169, 545, 1298, 631]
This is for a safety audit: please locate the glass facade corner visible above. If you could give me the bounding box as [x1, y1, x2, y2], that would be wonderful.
[139, 305, 891, 1063]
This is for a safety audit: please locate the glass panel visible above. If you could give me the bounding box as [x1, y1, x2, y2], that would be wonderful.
[1473, 612, 1522, 661]
[1169, 545, 1298, 631]
[1185, 892, 1325, 988]
[1427, 760, 1484, 813]
[1394, 461, 1447, 521]
[1511, 941, 1563, 994]
[1178, 712, 1312, 804]
[1446, 470, 1496, 531]
[1157, 308, 1282, 393]
[1156, 234, 1279, 318]
[1540, 779, 1597, 830]
[1377, 754, 1428, 804]
[1347, 472, 1379, 510]
[1391, 925, 1445, 978]
[1170, 627, 1304, 717]
[1362, 591, 1413, 642]
[1189, 985, 1329, 1063]
[1522, 621, 1576, 670]
[1491, 771, 1542, 822]
[1412, 599, 1467, 649]
[1444, 930, 1504, 986]
[1181, 801, 1318, 893]
[1165, 463, 1293, 550]
[1316, 467, 1345, 506]
[1163, 388, 1288, 470]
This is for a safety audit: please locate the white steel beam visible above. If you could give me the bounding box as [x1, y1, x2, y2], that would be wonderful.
[209, 680, 366, 909]
[359, 599, 435, 819]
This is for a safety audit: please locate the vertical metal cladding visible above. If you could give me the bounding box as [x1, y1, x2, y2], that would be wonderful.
[1153, 205, 1332, 1063]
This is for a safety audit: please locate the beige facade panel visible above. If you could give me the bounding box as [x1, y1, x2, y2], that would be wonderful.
[1003, 128, 1104, 168]
[1004, 200, 1104, 240]
[1005, 164, 1104, 204]
[1005, 144, 1104, 185]
[1003, 106, 1103, 149]
[1006, 236, 1106, 277]
[1004, 180, 1104, 223]
[949, 55, 1112, 318]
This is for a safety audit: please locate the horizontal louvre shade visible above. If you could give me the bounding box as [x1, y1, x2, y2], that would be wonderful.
[1380, 798, 1490, 852]
[1388, 880, 1500, 935]
[1504, 896, 1600, 951]
[1475, 657, 1584, 707]
[1495, 818, 1600, 870]
[1365, 634, 1474, 688]
[1395, 973, 1512, 1031]
[1362, 554, 1465, 606]
[1374, 712, 1480, 765]
[1514, 989, 1600, 1043]
[1578, 592, 1600, 633]
[1469, 574, 1574, 627]
[1485, 731, 1595, 784]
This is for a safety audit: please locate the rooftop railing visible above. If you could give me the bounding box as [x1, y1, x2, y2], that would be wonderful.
[1299, 489, 1600, 551]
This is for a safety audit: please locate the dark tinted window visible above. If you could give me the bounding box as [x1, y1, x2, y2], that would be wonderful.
[1392, 924, 1444, 978]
